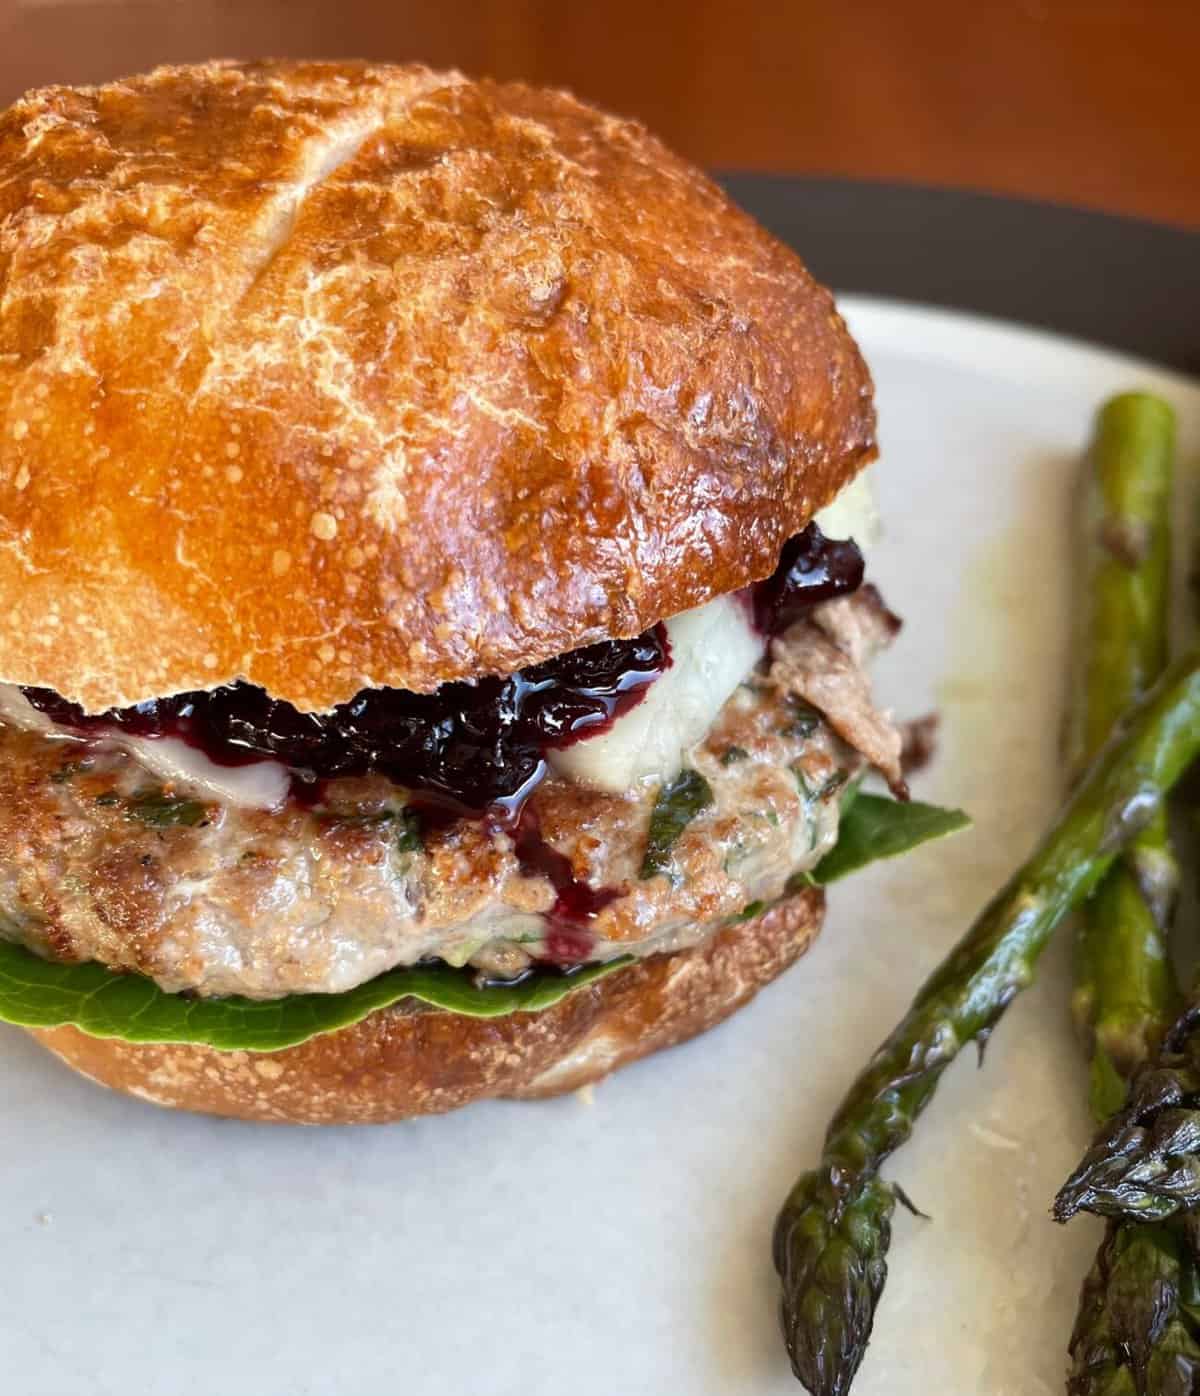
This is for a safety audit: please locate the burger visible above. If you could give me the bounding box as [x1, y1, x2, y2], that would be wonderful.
[0, 60, 961, 1123]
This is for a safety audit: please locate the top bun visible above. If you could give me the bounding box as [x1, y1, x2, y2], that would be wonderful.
[0, 60, 875, 711]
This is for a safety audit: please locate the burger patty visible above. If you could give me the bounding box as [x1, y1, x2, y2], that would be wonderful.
[0, 592, 900, 999]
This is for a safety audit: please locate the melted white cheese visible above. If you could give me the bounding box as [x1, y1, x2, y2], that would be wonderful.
[0, 686, 55, 733]
[0, 683, 289, 811]
[814, 467, 879, 544]
[120, 734, 289, 810]
[548, 471, 878, 793]
[548, 593, 765, 793]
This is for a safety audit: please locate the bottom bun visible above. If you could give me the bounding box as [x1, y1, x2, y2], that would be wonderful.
[30, 887, 824, 1124]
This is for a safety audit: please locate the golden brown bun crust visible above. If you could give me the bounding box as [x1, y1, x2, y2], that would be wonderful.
[0, 61, 874, 710]
[30, 887, 823, 1123]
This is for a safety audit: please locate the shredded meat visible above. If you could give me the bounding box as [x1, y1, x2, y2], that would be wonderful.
[769, 587, 906, 796]
[812, 583, 902, 665]
[900, 712, 940, 776]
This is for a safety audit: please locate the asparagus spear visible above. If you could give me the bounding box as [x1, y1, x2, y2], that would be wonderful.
[1071, 393, 1180, 1118]
[1061, 391, 1199, 1394]
[1051, 401, 1200, 1233]
[1055, 1009, 1200, 1224]
[1070, 394, 1177, 775]
[1068, 1220, 1200, 1396]
[774, 648, 1200, 1396]
[1075, 825, 1178, 1120]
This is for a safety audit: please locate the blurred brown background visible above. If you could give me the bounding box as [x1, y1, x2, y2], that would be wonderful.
[1, 0, 1198, 227]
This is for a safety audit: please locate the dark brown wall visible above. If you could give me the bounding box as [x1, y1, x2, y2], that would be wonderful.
[2, 0, 1198, 226]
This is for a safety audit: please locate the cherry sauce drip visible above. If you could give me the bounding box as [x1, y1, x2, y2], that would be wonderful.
[749, 522, 864, 635]
[24, 627, 670, 821]
[512, 810, 620, 963]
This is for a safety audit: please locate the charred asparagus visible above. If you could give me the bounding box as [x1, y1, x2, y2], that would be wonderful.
[1060, 391, 1198, 1396]
[775, 649, 1200, 1396]
[1071, 392, 1179, 1118]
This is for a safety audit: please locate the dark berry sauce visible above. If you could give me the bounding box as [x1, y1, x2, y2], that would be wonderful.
[24, 627, 670, 822]
[749, 523, 864, 635]
[512, 809, 619, 963]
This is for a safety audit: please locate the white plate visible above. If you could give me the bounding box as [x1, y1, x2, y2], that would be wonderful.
[4, 297, 1200, 1396]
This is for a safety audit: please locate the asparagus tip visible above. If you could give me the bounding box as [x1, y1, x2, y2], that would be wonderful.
[775, 1167, 895, 1394]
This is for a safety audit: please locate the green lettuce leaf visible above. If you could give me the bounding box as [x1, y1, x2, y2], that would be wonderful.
[810, 791, 971, 885]
[0, 938, 630, 1052]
